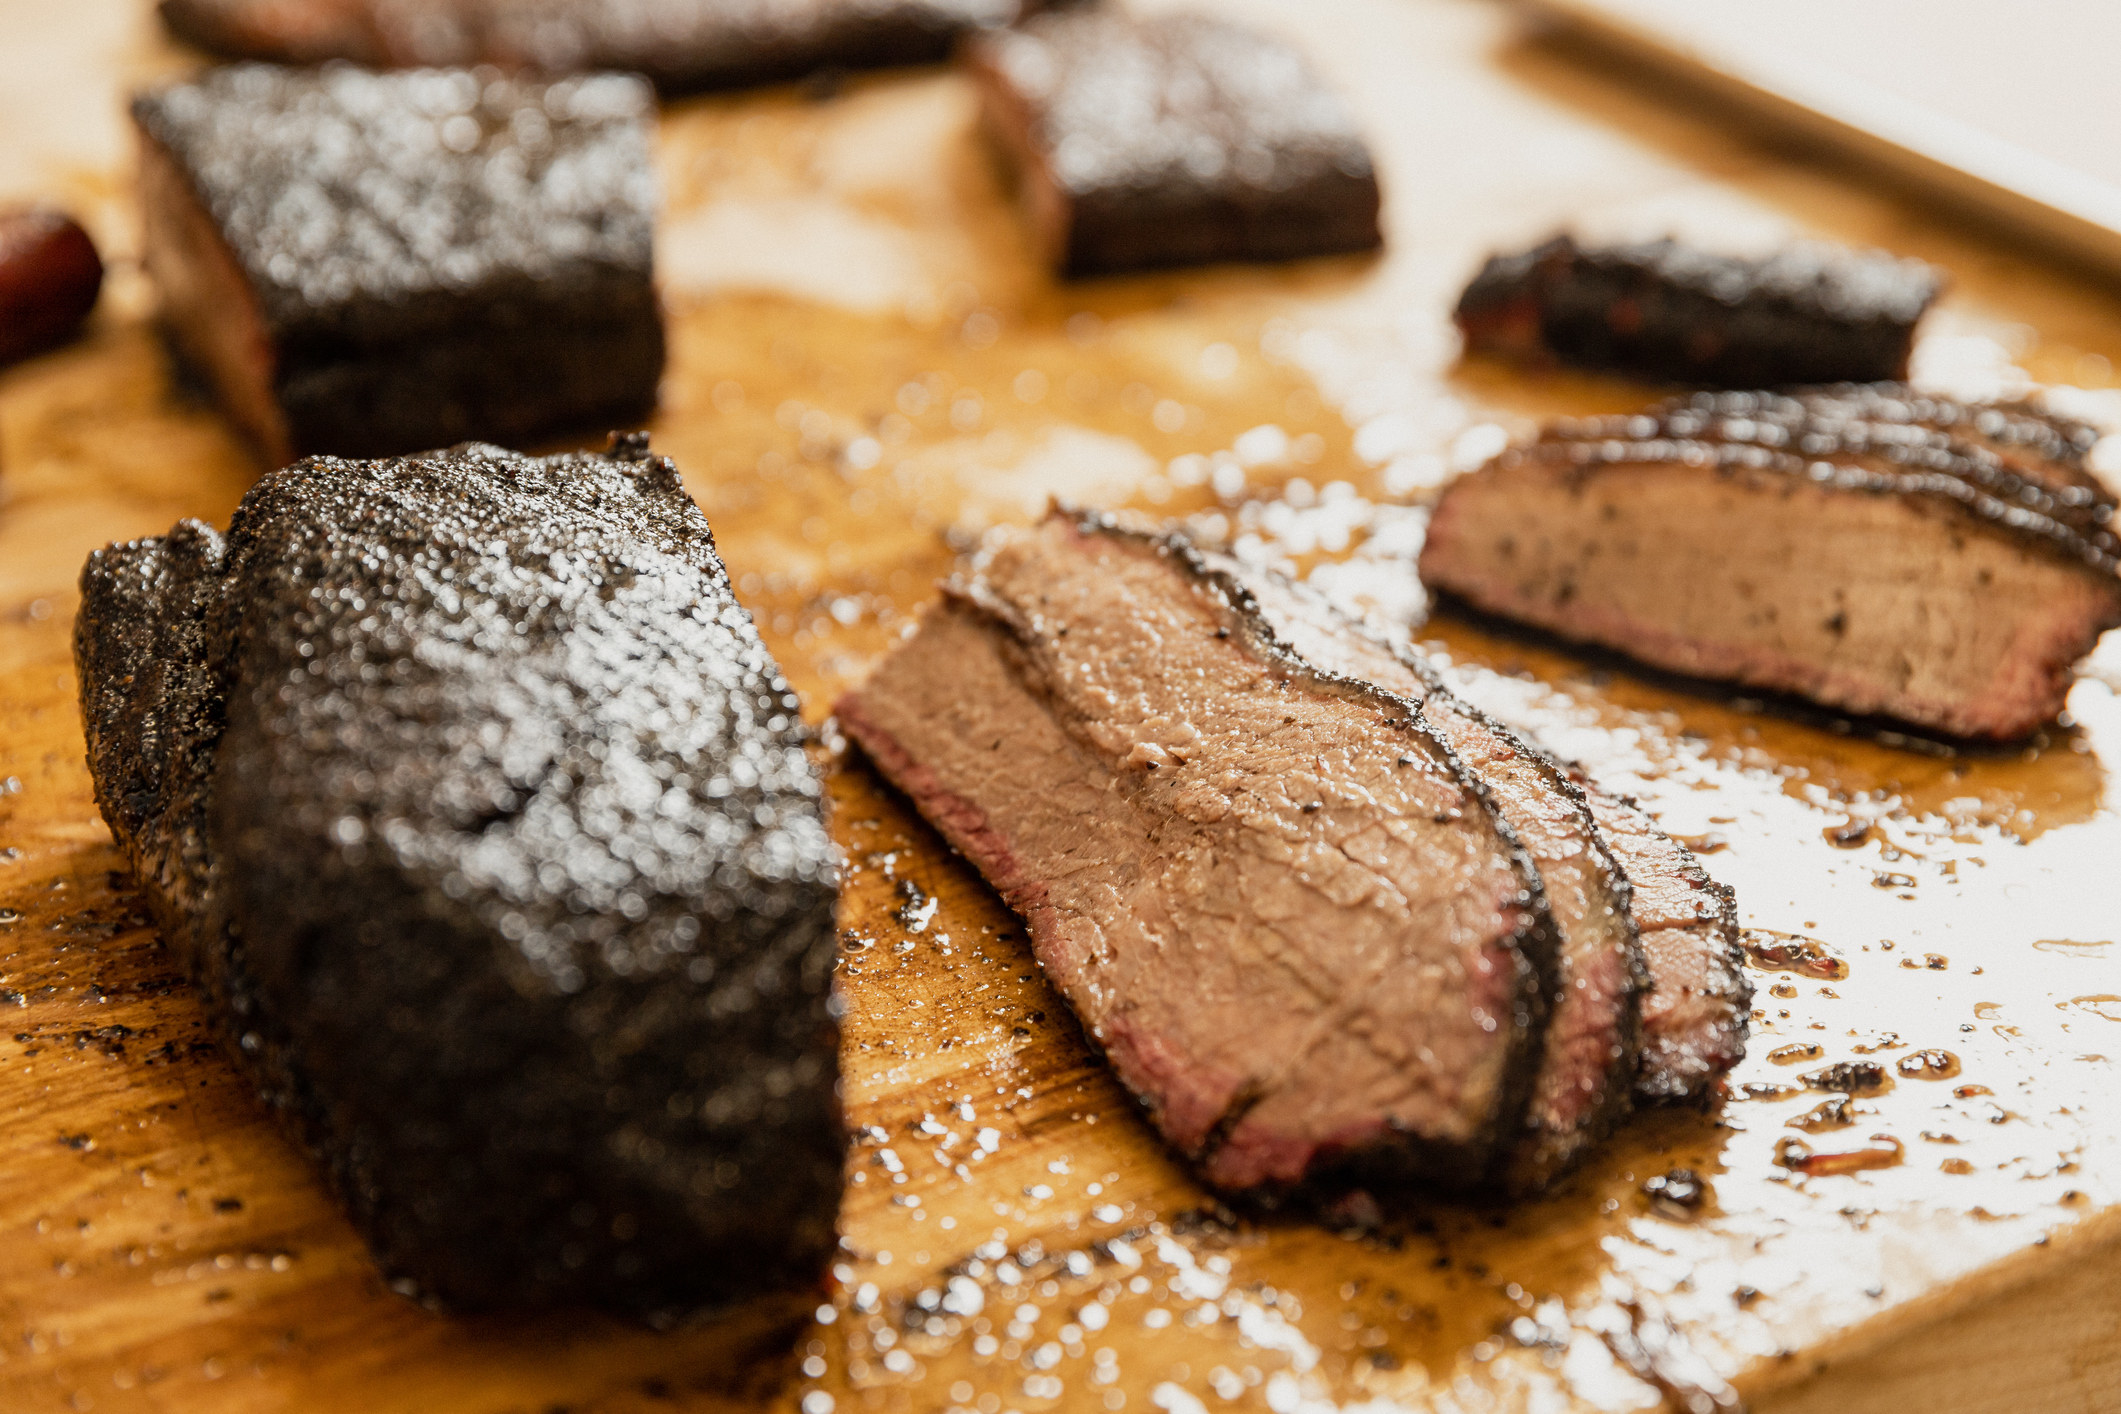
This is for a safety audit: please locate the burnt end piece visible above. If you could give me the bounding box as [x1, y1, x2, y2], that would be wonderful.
[841, 512, 1564, 1197]
[1574, 787, 1748, 1104]
[965, 11, 1382, 277]
[1419, 390, 2121, 741]
[159, 0, 1053, 93]
[133, 65, 664, 465]
[0, 209, 104, 365]
[75, 438, 842, 1312]
[1456, 235, 1942, 388]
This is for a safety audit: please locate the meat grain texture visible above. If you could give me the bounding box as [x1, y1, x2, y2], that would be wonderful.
[840, 512, 1745, 1199]
[1421, 386, 2121, 741]
[74, 436, 843, 1312]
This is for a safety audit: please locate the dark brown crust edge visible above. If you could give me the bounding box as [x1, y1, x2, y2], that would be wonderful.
[842, 508, 1568, 1198]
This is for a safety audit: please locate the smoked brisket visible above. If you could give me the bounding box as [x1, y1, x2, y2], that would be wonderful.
[133, 65, 664, 465]
[1456, 235, 1942, 388]
[965, 10, 1382, 277]
[840, 512, 1749, 1195]
[75, 436, 842, 1312]
[1419, 390, 2121, 741]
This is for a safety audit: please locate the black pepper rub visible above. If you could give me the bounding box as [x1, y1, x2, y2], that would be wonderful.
[74, 435, 843, 1313]
[133, 65, 665, 465]
[158, 0, 1064, 93]
[965, 10, 1383, 277]
[1456, 234, 1942, 388]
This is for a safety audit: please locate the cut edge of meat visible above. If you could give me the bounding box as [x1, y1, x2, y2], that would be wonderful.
[1196, 552, 1648, 1193]
[135, 124, 291, 467]
[1421, 437, 2121, 740]
[839, 508, 1566, 1197]
[1573, 785, 1749, 1105]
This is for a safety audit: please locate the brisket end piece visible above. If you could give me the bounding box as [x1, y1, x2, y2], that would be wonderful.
[158, 0, 1054, 93]
[1456, 235, 1943, 388]
[75, 436, 842, 1312]
[1420, 398, 2121, 741]
[964, 11, 1383, 278]
[1573, 787, 1747, 1104]
[0, 209, 104, 365]
[840, 512, 1560, 1195]
[133, 65, 664, 465]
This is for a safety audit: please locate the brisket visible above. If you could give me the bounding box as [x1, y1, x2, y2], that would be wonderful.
[1573, 786, 1747, 1103]
[1456, 235, 1942, 388]
[839, 513, 1558, 1194]
[133, 65, 664, 465]
[1207, 562, 1646, 1188]
[964, 10, 1382, 277]
[74, 435, 843, 1312]
[160, 0, 1055, 93]
[1419, 390, 2121, 740]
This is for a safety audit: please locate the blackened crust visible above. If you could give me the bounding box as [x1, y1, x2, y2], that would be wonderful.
[132, 65, 665, 463]
[75, 436, 842, 1313]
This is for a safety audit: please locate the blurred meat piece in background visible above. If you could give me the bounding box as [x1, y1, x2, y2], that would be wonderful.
[965, 9, 1382, 277]
[1456, 234, 1941, 387]
[0, 209, 102, 366]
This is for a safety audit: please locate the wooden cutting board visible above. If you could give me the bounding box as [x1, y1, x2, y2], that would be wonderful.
[3, 1, 2119, 1410]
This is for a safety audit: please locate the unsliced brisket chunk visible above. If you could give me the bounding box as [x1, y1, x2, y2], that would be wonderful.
[1420, 391, 2121, 741]
[74, 435, 842, 1312]
[839, 513, 1557, 1193]
[133, 65, 663, 465]
[1206, 562, 1645, 1190]
[160, 0, 1055, 93]
[1456, 235, 1942, 388]
[964, 11, 1382, 277]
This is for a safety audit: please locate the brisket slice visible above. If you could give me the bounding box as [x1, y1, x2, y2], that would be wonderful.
[838, 512, 1559, 1194]
[964, 10, 1382, 277]
[1456, 235, 1941, 388]
[1203, 560, 1645, 1190]
[160, 0, 1050, 93]
[75, 436, 842, 1312]
[1420, 396, 2121, 741]
[1570, 784, 1747, 1104]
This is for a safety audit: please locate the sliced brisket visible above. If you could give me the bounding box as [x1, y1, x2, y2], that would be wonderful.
[1420, 391, 2121, 740]
[133, 65, 663, 465]
[839, 513, 1557, 1193]
[74, 436, 843, 1312]
[1456, 235, 1942, 388]
[1572, 785, 1747, 1104]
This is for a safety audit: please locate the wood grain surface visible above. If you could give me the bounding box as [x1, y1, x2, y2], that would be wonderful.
[3, 1, 2120, 1411]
